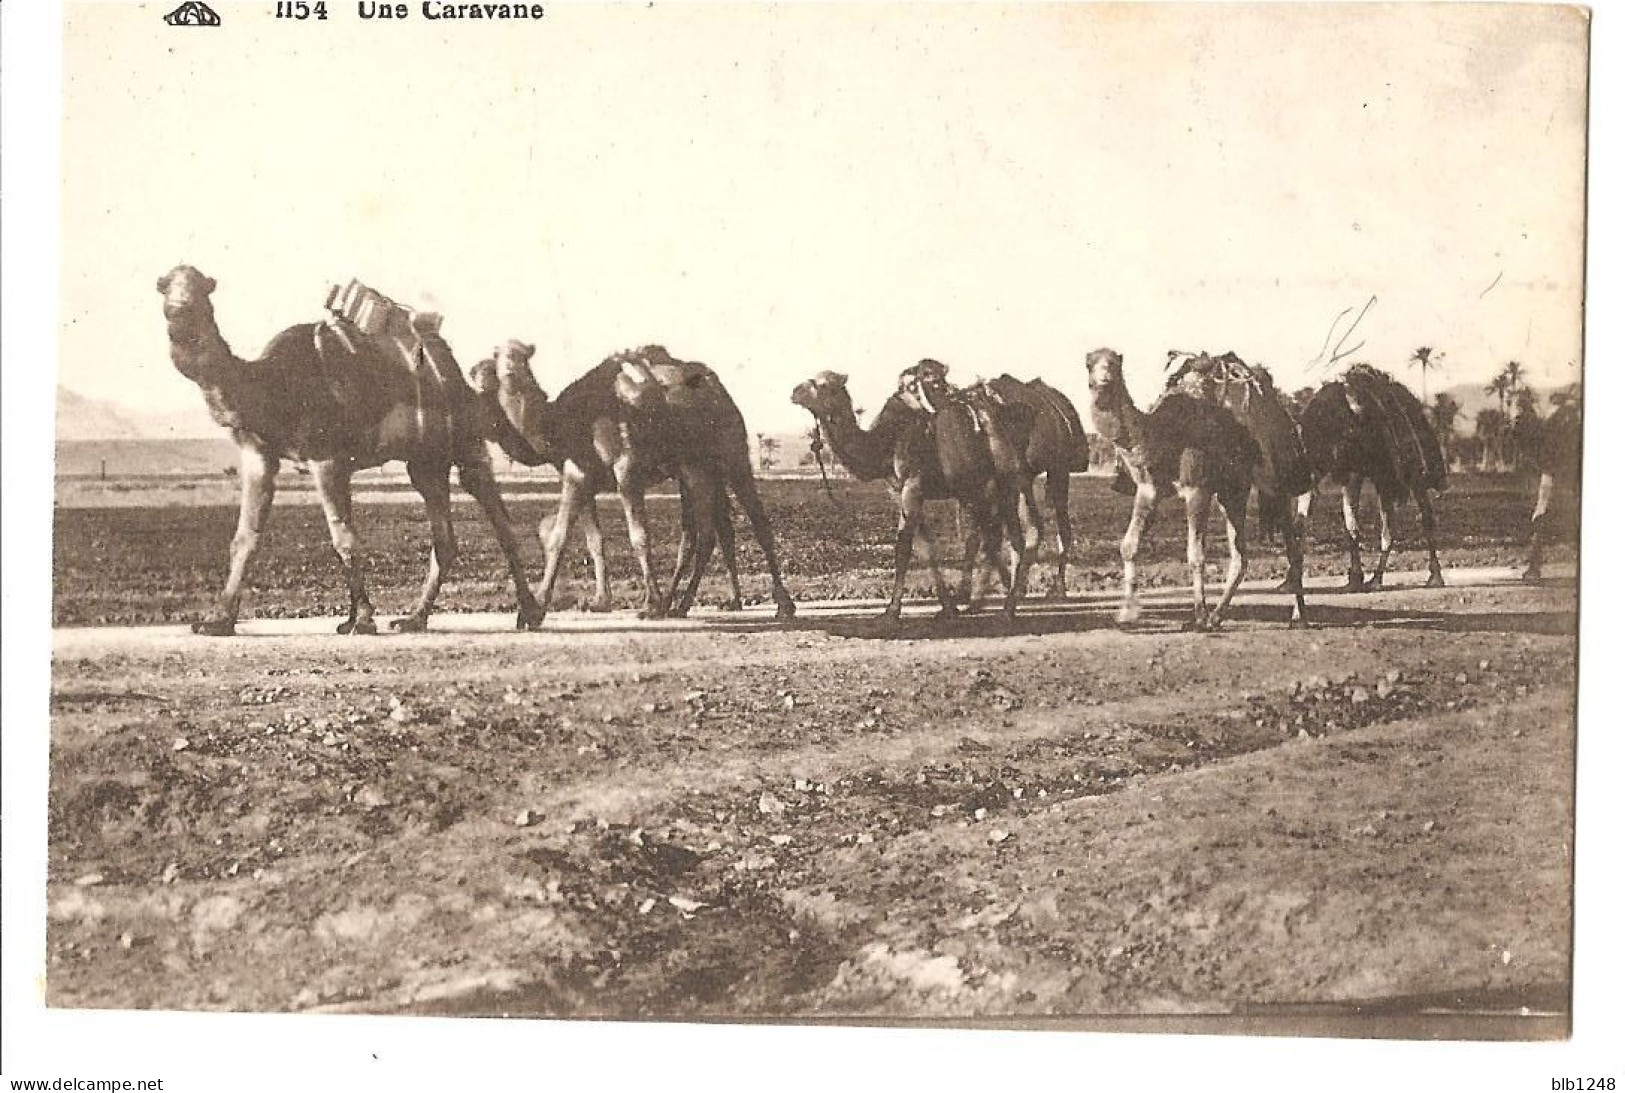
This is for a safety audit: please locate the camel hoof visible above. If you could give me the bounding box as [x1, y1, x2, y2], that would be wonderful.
[935, 604, 960, 620]
[1045, 584, 1068, 601]
[719, 598, 744, 613]
[1425, 572, 1446, 589]
[880, 605, 903, 621]
[191, 618, 236, 637]
[386, 615, 427, 633]
[339, 617, 380, 635]
[1115, 602, 1141, 627]
[586, 597, 614, 613]
[1288, 616, 1311, 630]
[1362, 575, 1386, 592]
[1275, 577, 1303, 593]
[775, 598, 797, 620]
[639, 606, 668, 621]
[516, 610, 547, 632]
[1521, 568, 1543, 584]
[1341, 577, 1365, 592]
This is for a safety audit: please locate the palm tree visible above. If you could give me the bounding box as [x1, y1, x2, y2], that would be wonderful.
[1485, 372, 1512, 418]
[1475, 408, 1509, 472]
[756, 432, 780, 472]
[1501, 359, 1527, 400]
[1409, 346, 1441, 402]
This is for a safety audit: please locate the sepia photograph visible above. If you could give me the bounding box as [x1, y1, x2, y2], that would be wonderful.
[3, 0, 1620, 1087]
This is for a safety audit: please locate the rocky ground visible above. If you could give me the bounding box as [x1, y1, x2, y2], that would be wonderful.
[45, 571, 1576, 1036]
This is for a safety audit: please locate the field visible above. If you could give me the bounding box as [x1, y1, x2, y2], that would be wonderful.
[44, 472, 1579, 1034]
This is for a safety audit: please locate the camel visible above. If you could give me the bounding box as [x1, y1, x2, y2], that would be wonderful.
[1296, 363, 1448, 590]
[1163, 350, 1312, 614]
[157, 265, 548, 636]
[901, 361, 1043, 607]
[1085, 347, 1269, 631]
[933, 371, 1090, 597]
[790, 369, 1022, 619]
[481, 343, 796, 623]
[1518, 384, 1582, 581]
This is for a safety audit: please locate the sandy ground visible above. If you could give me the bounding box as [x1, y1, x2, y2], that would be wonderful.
[45, 567, 1576, 1038]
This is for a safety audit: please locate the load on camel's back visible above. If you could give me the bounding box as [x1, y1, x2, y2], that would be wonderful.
[317, 278, 542, 463]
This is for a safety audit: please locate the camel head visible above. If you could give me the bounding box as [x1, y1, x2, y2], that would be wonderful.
[897, 359, 953, 415]
[490, 340, 550, 432]
[1085, 347, 1126, 399]
[790, 371, 854, 420]
[157, 265, 217, 323]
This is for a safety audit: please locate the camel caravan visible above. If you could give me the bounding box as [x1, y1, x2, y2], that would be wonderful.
[158, 266, 1573, 636]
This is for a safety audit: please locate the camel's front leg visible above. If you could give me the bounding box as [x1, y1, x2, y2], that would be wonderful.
[956, 501, 986, 612]
[312, 459, 377, 635]
[1524, 472, 1555, 581]
[616, 473, 666, 619]
[196, 445, 280, 635]
[1117, 483, 1158, 625]
[536, 466, 591, 623]
[1204, 489, 1251, 631]
[580, 502, 614, 612]
[1362, 488, 1398, 590]
[671, 472, 722, 618]
[885, 481, 932, 619]
[1179, 485, 1214, 630]
[662, 478, 698, 618]
[459, 457, 545, 631]
[1417, 489, 1446, 587]
[1340, 476, 1366, 589]
[1276, 488, 1314, 592]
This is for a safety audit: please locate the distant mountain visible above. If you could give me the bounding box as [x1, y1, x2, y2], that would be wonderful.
[55, 386, 221, 440]
[55, 388, 144, 441]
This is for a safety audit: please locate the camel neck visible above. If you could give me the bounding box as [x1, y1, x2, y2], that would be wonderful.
[1090, 383, 1148, 452]
[167, 309, 238, 387]
[816, 403, 897, 482]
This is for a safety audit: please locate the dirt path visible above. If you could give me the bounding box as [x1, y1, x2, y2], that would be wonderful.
[45, 568, 1577, 1035]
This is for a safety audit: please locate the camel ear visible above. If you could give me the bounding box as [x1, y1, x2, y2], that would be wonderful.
[832, 372, 848, 387]
[204, 276, 217, 293]
[156, 272, 172, 293]
[521, 343, 536, 360]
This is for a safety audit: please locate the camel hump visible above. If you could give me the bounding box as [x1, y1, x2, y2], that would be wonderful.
[1342, 364, 1448, 494]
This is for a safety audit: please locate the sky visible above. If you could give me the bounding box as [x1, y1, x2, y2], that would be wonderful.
[60, 1, 1588, 432]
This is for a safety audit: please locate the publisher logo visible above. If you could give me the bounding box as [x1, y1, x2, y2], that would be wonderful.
[164, 1, 221, 26]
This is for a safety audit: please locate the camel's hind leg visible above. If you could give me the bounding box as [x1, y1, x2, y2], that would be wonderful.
[1203, 486, 1251, 631]
[1339, 475, 1367, 589]
[1001, 480, 1042, 618]
[459, 457, 545, 631]
[1417, 489, 1446, 587]
[731, 473, 796, 618]
[671, 472, 723, 618]
[615, 473, 666, 619]
[1178, 485, 1214, 631]
[1117, 483, 1158, 626]
[1046, 468, 1073, 599]
[661, 481, 699, 618]
[313, 459, 378, 636]
[196, 445, 280, 636]
[580, 502, 613, 612]
[714, 492, 745, 612]
[1524, 473, 1555, 581]
[1362, 488, 1398, 591]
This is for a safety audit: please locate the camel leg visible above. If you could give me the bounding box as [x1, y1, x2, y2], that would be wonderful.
[617, 476, 666, 619]
[1179, 485, 1214, 631]
[195, 446, 280, 636]
[1417, 489, 1446, 587]
[581, 502, 614, 612]
[715, 492, 745, 612]
[1363, 488, 1398, 591]
[313, 459, 377, 636]
[1118, 483, 1158, 626]
[1046, 469, 1073, 599]
[1340, 475, 1366, 590]
[662, 481, 698, 618]
[536, 466, 592, 622]
[913, 517, 959, 618]
[672, 473, 722, 618]
[1002, 481, 1042, 619]
[1524, 472, 1555, 582]
[1280, 492, 1309, 625]
[459, 457, 545, 631]
[731, 474, 797, 618]
[957, 502, 986, 613]
[1204, 488, 1251, 631]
